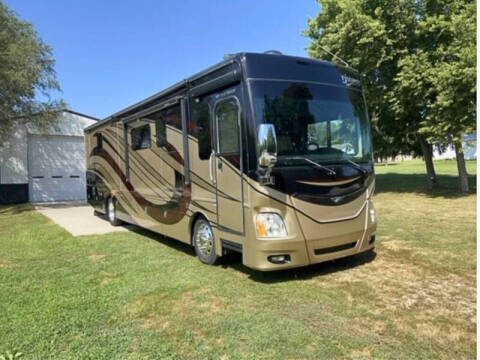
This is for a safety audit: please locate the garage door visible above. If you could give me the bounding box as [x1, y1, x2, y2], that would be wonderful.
[28, 135, 86, 202]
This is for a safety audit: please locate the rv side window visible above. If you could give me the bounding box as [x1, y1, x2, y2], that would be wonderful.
[216, 99, 239, 154]
[155, 116, 166, 147]
[154, 104, 181, 147]
[164, 104, 182, 130]
[131, 125, 151, 150]
[96, 133, 103, 150]
[191, 98, 211, 160]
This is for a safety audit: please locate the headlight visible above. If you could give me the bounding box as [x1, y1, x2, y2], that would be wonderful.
[369, 202, 376, 223]
[256, 213, 288, 238]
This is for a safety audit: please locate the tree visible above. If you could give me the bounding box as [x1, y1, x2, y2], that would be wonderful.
[304, 0, 475, 190]
[0, 1, 64, 141]
[391, 1, 476, 192]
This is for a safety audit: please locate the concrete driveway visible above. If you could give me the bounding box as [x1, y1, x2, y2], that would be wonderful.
[35, 202, 132, 236]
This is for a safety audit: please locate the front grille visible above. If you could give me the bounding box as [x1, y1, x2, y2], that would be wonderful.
[314, 241, 357, 255]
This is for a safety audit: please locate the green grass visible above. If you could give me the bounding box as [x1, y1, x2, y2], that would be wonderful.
[0, 159, 476, 359]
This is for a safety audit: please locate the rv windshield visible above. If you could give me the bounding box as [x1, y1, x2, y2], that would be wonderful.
[251, 80, 372, 166]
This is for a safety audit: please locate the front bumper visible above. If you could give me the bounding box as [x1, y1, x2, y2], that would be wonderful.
[243, 202, 377, 271]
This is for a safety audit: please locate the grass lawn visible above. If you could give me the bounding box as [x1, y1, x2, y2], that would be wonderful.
[0, 159, 476, 359]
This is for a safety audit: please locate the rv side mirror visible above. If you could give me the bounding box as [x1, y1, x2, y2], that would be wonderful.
[257, 123, 277, 185]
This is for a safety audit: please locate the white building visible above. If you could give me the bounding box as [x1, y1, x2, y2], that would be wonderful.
[0, 110, 98, 204]
[433, 132, 477, 160]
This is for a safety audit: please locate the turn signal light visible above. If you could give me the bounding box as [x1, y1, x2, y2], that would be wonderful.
[256, 219, 267, 237]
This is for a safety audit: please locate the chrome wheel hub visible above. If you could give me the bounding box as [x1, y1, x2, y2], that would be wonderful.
[195, 222, 214, 257]
[108, 200, 115, 222]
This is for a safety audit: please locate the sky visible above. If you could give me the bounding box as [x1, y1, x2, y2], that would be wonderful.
[4, 1, 320, 120]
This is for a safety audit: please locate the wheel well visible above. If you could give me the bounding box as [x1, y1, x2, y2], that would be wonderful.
[189, 212, 207, 245]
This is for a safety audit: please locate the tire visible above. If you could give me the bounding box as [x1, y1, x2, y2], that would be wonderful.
[107, 197, 122, 226]
[192, 218, 220, 265]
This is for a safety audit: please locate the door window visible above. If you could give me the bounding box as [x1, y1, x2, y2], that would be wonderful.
[216, 99, 239, 154]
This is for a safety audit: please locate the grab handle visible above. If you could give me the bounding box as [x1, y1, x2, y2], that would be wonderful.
[209, 151, 216, 184]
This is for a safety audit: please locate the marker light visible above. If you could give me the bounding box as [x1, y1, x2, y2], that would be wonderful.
[369, 202, 376, 223]
[256, 213, 287, 238]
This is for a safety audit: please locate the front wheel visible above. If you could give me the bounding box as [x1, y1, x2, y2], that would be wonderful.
[107, 197, 122, 226]
[193, 218, 220, 265]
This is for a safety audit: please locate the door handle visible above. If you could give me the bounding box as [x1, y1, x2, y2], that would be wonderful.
[209, 151, 216, 184]
[217, 159, 223, 171]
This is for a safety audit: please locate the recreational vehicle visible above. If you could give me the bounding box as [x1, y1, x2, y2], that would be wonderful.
[84, 52, 377, 271]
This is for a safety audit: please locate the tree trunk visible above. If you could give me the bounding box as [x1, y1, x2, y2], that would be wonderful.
[454, 141, 469, 192]
[419, 137, 437, 188]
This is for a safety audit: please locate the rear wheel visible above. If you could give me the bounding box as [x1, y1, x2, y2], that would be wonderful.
[193, 218, 219, 265]
[107, 197, 122, 226]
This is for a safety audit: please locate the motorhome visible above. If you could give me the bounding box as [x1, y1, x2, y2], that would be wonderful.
[84, 52, 377, 271]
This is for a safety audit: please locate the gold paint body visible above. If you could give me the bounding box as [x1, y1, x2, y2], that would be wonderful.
[86, 119, 376, 271]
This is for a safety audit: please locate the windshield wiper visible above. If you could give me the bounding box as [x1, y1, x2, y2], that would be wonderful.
[340, 158, 368, 175]
[303, 158, 337, 176]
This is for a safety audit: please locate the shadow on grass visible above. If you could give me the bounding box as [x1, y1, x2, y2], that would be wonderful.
[375, 173, 476, 198]
[0, 203, 34, 215]
[224, 250, 377, 284]
[129, 226, 197, 258]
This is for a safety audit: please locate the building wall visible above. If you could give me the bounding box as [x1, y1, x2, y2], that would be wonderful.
[0, 126, 28, 184]
[0, 110, 97, 204]
[433, 132, 477, 160]
[27, 111, 96, 137]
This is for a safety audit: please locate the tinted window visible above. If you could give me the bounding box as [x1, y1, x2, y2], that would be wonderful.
[149, 104, 181, 147]
[96, 133, 103, 150]
[216, 99, 239, 154]
[252, 81, 371, 164]
[191, 98, 211, 160]
[164, 104, 181, 130]
[131, 125, 151, 150]
[155, 115, 166, 147]
[136, 104, 181, 148]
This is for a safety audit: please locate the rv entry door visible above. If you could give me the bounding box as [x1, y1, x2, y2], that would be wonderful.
[213, 97, 244, 235]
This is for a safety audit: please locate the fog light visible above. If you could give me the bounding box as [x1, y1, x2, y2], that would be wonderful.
[369, 235, 376, 245]
[268, 254, 291, 264]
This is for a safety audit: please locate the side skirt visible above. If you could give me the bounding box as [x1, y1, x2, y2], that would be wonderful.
[221, 238, 243, 253]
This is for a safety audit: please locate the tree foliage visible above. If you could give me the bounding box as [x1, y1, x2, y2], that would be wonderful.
[0, 1, 64, 140]
[304, 0, 476, 163]
[392, 1, 476, 145]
